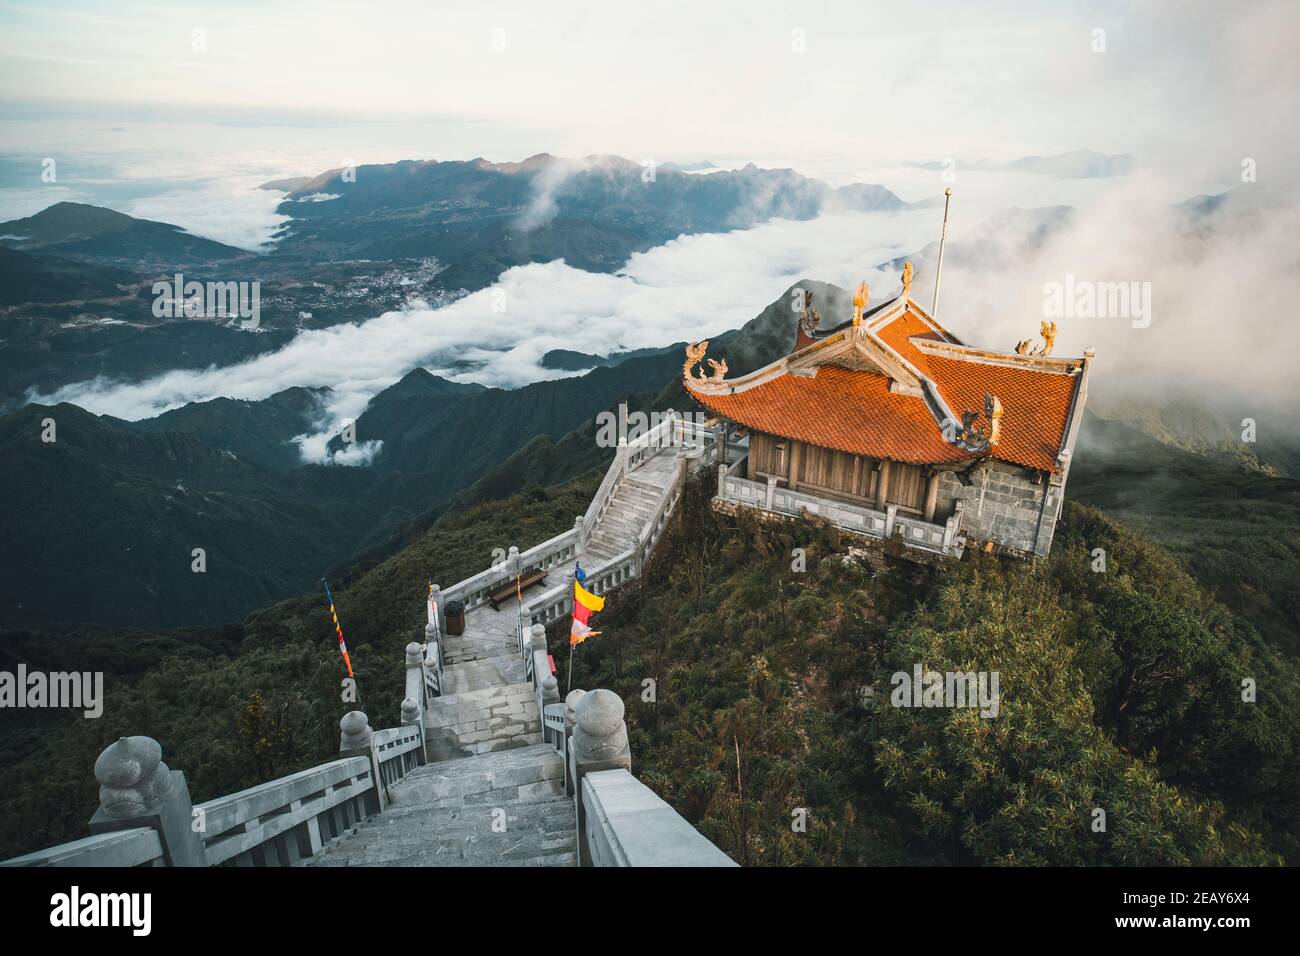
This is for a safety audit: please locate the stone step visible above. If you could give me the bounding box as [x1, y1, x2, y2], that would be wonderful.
[306, 796, 576, 867]
[592, 517, 644, 539]
[423, 681, 542, 760]
[440, 655, 526, 695]
[443, 631, 518, 664]
[389, 743, 566, 810]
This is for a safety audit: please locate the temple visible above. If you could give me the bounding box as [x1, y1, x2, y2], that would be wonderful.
[684, 266, 1093, 559]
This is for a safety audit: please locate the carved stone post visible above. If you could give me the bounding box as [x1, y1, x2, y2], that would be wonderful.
[428, 582, 444, 637]
[885, 503, 898, 539]
[563, 689, 586, 795]
[403, 642, 428, 762]
[89, 736, 205, 867]
[617, 435, 629, 473]
[339, 711, 383, 813]
[943, 500, 966, 553]
[572, 689, 632, 866]
[574, 515, 587, 558]
[717, 461, 728, 498]
[530, 622, 560, 745]
[765, 474, 777, 510]
[400, 697, 426, 766]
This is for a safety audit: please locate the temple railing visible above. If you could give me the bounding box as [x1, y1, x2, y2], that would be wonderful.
[0, 644, 427, 868]
[716, 468, 965, 557]
[0, 827, 166, 868]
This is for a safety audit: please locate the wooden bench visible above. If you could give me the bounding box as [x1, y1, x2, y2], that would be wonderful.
[488, 568, 548, 610]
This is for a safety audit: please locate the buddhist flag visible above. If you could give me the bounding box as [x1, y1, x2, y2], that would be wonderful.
[570, 619, 600, 646]
[322, 578, 354, 678]
[570, 580, 605, 647]
[575, 581, 605, 613]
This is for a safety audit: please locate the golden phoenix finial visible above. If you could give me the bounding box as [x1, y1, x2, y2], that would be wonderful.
[852, 281, 869, 326]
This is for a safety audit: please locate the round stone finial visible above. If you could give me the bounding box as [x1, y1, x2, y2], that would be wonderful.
[564, 688, 586, 728]
[405, 641, 422, 666]
[400, 698, 420, 723]
[424, 622, 438, 640]
[94, 736, 171, 819]
[339, 710, 372, 750]
[541, 672, 559, 696]
[573, 689, 629, 763]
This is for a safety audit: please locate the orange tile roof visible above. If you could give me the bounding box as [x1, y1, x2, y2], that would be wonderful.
[925, 354, 1075, 473]
[873, 310, 944, 377]
[690, 365, 971, 466]
[687, 304, 1082, 473]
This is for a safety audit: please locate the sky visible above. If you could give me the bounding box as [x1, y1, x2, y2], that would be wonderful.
[1, 0, 1295, 185]
[4, 0, 1299, 460]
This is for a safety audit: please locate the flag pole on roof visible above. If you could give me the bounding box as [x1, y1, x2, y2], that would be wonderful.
[932, 187, 953, 318]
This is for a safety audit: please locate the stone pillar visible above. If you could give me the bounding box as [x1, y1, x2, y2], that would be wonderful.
[943, 500, 966, 553]
[88, 736, 206, 867]
[572, 689, 632, 866]
[574, 514, 587, 559]
[339, 711, 383, 813]
[885, 503, 898, 539]
[563, 689, 586, 795]
[717, 461, 728, 498]
[541, 672, 561, 747]
[428, 583, 444, 638]
[404, 642, 428, 761]
[400, 697, 426, 766]
[617, 435, 629, 473]
[765, 474, 777, 510]
[676, 445, 688, 486]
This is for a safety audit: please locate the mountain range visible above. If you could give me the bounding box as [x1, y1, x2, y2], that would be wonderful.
[0, 155, 910, 410]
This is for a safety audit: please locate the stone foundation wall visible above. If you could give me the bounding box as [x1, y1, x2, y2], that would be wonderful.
[934, 460, 1061, 557]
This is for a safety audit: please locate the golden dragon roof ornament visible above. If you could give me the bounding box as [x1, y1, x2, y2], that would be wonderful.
[901, 261, 914, 298]
[1015, 320, 1057, 357]
[952, 393, 1003, 453]
[684, 341, 727, 384]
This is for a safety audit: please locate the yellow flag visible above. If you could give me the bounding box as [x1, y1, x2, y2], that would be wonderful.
[574, 581, 605, 612]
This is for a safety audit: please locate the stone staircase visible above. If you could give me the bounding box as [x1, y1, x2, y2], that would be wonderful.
[307, 744, 575, 867]
[585, 475, 663, 562]
[308, 609, 573, 866]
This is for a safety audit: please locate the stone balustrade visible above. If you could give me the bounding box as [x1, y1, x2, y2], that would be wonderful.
[717, 470, 965, 557]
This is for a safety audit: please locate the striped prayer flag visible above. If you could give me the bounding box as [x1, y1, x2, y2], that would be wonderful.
[322, 578, 354, 678]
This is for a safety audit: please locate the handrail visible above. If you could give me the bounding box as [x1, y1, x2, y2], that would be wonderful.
[0, 827, 164, 868]
[197, 756, 376, 866]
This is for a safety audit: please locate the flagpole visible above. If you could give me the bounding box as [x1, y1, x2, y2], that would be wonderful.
[322, 577, 355, 692]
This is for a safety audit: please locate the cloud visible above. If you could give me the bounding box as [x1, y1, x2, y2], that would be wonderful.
[30, 206, 944, 460]
[925, 176, 1300, 420]
[126, 180, 290, 251]
[25, 177, 1300, 462]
